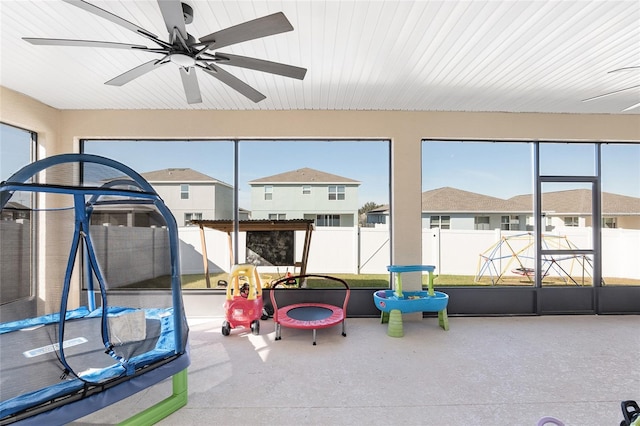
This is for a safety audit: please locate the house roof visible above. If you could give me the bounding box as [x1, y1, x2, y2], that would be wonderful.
[4, 201, 29, 210]
[368, 206, 389, 214]
[249, 167, 360, 185]
[370, 187, 640, 215]
[510, 189, 640, 215]
[421, 187, 529, 213]
[140, 168, 230, 186]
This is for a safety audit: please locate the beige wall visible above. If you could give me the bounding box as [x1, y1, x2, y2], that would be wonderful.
[0, 87, 61, 160]
[2, 86, 639, 289]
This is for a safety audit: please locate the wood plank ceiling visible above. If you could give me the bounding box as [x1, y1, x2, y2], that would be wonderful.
[0, 0, 638, 113]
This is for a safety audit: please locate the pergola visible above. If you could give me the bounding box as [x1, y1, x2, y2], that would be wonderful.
[191, 219, 314, 288]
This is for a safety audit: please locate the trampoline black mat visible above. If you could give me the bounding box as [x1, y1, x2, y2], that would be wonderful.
[287, 306, 333, 321]
[0, 315, 161, 403]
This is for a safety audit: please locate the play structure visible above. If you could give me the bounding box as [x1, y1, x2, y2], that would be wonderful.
[0, 154, 189, 425]
[373, 265, 449, 337]
[222, 264, 264, 336]
[191, 219, 314, 288]
[269, 274, 350, 345]
[475, 233, 595, 285]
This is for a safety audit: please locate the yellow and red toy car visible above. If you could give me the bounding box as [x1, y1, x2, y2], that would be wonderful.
[222, 264, 264, 336]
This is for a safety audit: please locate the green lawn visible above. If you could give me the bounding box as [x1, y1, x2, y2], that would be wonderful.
[124, 272, 482, 289]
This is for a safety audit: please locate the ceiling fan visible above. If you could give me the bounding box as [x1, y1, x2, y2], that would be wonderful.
[23, 0, 307, 104]
[582, 66, 640, 112]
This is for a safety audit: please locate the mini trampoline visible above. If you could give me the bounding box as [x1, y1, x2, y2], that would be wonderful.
[0, 154, 189, 425]
[269, 274, 350, 345]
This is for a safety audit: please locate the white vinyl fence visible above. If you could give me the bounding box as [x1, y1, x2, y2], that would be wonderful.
[177, 226, 640, 280]
[2, 222, 639, 293]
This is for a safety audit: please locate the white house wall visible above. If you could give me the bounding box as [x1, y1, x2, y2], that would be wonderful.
[213, 185, 233, 220]
[422, 214, 528, 231]
[250, 183, 359, 225]
[153, 183, 216, 226]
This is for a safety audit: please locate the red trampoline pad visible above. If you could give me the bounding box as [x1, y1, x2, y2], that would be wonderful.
[277, 303, 345, 329]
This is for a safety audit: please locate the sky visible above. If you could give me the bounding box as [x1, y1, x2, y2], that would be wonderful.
[2, 123, 639, 209]
[422, 141, 640, 199]
[0, 124, 32, 182]
[83, 139, 391, 209]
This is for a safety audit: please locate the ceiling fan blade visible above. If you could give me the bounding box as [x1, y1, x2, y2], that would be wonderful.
[609, 66, 640, 73]
[201, 64, 266, 103]
[62, 0, 158, 39]
[582, 84, 640, 102]
[105, 60, 166, 86]
[23, 37, 147, 50]
[179, 67, 202, 104]
[157, 0, 187, 41]
[199, 12, 293, 50]
[214, 52, 307, 80]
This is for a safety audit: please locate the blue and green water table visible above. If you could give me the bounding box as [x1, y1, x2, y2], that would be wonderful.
[373, 265, 449, 337]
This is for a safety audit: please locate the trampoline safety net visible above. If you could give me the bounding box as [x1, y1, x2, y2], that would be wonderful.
[0, 154, 189, 422]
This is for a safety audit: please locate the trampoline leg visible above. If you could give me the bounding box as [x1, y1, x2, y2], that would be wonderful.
[342, 320, 347, 337]
[312, 329, 317, 345]
[275, 323, 281, 341]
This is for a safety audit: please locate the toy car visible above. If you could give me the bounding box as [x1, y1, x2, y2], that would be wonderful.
[222, 264, 264, 336]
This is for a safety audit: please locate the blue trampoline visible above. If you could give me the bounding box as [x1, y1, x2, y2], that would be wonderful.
[0, 154, 189, 425]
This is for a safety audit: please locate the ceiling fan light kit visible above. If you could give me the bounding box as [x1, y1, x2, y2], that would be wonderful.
[23, 0, 307, 104]
[170, 53, 196, 68]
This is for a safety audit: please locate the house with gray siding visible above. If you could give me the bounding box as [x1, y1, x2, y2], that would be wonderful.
[141, 168, 233, 226]
[367, 187, 640, 230]
[249, 167, 361, 227]
[510, 189, 640, 230]
[421, 187, 531, 230]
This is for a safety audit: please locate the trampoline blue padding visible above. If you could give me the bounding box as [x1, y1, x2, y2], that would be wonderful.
[0, 307, 91, 333]
[0, 306, 187, 420]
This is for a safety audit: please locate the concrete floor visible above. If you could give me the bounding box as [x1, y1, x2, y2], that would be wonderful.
[75, 314, 639, 426]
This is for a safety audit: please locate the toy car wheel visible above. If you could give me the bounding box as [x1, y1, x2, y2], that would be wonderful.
[221, 321, 231, 336]
[251, 320, 260, 335]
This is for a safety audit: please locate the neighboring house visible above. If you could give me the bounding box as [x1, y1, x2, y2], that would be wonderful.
[510, 189, 640, 230]
[421, 187, 531, 230]
[249, 167, 361, 227]
[0, 201, 30, 222]
[367, 187, 640, 230]
[365, 205, 389, 227]
[238, 208, 251, 221]
[141, 168, 233, 227]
